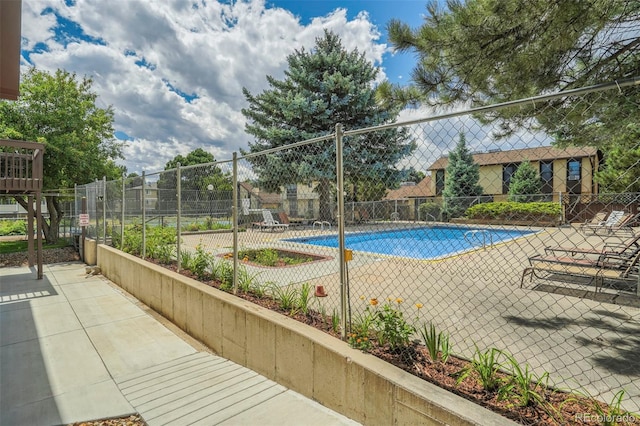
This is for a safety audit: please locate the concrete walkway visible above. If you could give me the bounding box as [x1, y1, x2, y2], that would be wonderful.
[0, 262, 360, 426]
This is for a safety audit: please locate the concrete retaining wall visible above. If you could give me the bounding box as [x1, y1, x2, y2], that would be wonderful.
[95, 243, 515, 425]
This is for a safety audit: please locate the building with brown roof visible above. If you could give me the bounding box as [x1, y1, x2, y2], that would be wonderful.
[381, 177, 434, 220]
[428, 146, 600, 202]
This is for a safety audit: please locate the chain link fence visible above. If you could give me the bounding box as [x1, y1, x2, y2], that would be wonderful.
[74, 79, 640, 413]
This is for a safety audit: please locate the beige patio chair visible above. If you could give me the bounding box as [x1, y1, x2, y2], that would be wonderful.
[580, 210, 626, 234]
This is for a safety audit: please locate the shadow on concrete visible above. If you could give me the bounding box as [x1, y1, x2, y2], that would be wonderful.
[502, 299, 640, 380]
[0, 271, 59, 302]
[501, 314, 572, 331]
[0, 299, 62, 425]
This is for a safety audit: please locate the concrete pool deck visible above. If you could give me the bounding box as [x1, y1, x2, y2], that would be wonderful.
[183, 223, 640, 413]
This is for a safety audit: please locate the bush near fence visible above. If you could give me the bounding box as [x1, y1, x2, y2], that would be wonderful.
[465, 202, 562, 225]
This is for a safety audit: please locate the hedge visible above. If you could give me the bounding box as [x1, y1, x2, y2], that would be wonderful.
[465, 202, 561, 221]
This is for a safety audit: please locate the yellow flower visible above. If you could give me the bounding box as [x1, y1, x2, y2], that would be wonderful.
[396, 298, 403, 304]
[387, 297, 393, 301]
[415, 303, 423, 309]
[359, 295, 365, 300]
[370, 298, 379, 306]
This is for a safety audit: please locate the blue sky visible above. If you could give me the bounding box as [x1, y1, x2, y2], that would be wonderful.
[20, 0, 430, 174]
[268, 0, 427, 83]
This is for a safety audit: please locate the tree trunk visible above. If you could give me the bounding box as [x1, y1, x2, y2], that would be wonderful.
[45, 196, 62, 244]
[14, 195, 62, 244]
[317, 178, 333, 222]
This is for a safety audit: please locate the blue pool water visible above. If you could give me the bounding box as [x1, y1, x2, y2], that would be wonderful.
[286, 226, 534, 260]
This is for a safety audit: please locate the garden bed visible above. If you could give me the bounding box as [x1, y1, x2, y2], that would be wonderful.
[222, 248, 331, 268]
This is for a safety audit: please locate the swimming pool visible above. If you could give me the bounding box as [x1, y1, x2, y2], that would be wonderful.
[286, 226, 534, 260]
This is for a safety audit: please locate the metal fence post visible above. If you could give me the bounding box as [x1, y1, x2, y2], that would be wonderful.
[176, 164, 182, 272]
[102, 176, 107, 245]
[232, 152, 239, 294]
[335, 123, 348, 340]
[121, 172, 125, 249]
[142, 171, 146, 259]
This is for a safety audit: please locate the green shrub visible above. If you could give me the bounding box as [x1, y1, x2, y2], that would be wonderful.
[255, 248, 279, 266]
[0, 220, 27, 236]
[146, 226, 177, 264]
[418, 203, 441, 221]
[121, 223, 143, 255]
[373, 302, 415, 351]
[465, 202, 561, 222]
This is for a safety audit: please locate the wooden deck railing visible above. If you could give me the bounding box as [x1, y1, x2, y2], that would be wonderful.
[0, 139, 45, 193]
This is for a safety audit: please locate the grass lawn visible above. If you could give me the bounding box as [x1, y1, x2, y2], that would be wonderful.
[0, 240, 70, 254]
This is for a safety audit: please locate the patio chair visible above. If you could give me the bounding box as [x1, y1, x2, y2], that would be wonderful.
[521, 248, 640, 294]
[254, 210, 288, 232]
[544, 233, 640, 257]
[580, 210, 628, 235]
[607, 212, 639, 235]
[578, 210, 609, 232]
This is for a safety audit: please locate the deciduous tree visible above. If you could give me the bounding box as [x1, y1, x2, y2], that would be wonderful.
[0, 68, 123, 243]
[156, 148, 232, 213]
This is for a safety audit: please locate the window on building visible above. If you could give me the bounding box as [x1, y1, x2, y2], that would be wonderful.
[502, 163, 519, 194]
[435, 170, 445, 195]
[285, 184, 297, 198]
[567, 159, 582, 194]
[567, 160, 581, 181]
[540, 161, 553, 194]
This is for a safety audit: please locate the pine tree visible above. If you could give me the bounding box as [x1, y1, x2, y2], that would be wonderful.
[441, 133, 483, 219]
[241, 31, 415, 220]
[384, 0, 639, 191]
[508, 161, 542, 202]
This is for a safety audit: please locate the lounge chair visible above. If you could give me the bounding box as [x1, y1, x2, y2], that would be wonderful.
[544, 233, 640, 257]
[580, 210, 629, 235]
[254, 210, 288, 232]
[578, 210, 609, 232]
[521, 249, 640, 294]
[607, 212, 638, 235]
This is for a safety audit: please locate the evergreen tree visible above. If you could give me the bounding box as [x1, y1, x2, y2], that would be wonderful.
[441, 133, 482, 219]
[508, 161, 542, 202]
[383, 1, 639, 190]
[242, 30, 415, 220]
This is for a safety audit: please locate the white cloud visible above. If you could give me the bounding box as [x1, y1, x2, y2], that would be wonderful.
[21, 0, 388, 175]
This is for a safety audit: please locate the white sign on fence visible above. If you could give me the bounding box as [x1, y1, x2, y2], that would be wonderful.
[79, 214, 90, 227]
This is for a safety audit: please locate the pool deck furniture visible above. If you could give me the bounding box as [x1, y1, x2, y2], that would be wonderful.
[580, 210, 636, 235]
[253, 210, 289, 232]
[577, 210, 609, 232]
[521, 250, 640, 295]
[544, 233, 640, 257]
